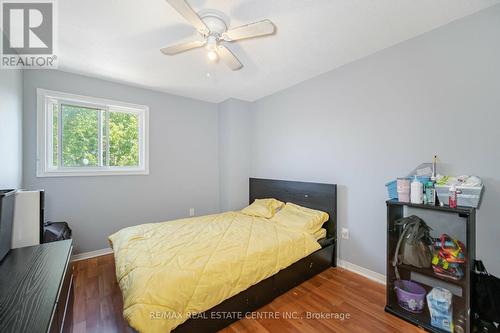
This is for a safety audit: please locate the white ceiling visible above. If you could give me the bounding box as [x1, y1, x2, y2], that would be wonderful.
[58, 0, 499, 103]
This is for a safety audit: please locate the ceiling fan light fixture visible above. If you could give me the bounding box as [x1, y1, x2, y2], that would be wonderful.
[163, 0, 276, 71]
[205, 35, 218, 51]
[207, 50, 218, 61]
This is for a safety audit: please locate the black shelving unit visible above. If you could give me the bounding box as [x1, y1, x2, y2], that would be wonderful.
[385, 200, 476, 333]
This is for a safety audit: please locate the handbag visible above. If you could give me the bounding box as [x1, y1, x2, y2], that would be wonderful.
[473, 318, 500, 333]
[43, 221, 72, 243]
[392, 215, 433, 279]
[473, 260, 500, 324]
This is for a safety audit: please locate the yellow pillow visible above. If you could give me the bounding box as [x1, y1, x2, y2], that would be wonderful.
[270, 202, 329, 234]
[241, 198, 285, 219]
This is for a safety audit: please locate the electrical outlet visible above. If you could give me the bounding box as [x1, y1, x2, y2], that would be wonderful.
[189, 208, 195, 217]
[341, 228, 349, 240]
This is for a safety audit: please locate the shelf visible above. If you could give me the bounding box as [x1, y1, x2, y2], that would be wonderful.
[398, 264, 466, 289]
[385, 305, 450, 333]
[386, 200, 475, 216]
[386, 200, 475, 333]
[386, 282, 466, 333]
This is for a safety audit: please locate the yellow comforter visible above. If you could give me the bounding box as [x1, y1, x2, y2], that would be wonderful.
[109, 211, 322, 333]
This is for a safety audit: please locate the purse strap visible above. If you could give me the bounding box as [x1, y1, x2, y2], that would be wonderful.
[474, 260, 489, 275]
[392, 219, 417, 280]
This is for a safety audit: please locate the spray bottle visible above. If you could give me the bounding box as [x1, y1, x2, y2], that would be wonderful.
[431, 155, 439, 206]
[449, 184, 458, 208]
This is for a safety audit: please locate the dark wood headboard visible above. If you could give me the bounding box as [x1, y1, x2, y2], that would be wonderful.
[249, 178, 337, 239]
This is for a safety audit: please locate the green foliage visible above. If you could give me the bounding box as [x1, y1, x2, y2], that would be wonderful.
[109, 112, 139, 167]
[61, 105, 99, 167]
[55, 104, 139, 168]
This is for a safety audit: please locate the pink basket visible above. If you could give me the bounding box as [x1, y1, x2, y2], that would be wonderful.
[394, 280, 426, 313]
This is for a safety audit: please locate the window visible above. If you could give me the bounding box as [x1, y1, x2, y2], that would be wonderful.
[37, 89, 149, 177]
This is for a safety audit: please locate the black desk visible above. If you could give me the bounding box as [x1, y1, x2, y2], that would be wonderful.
[0, 240, 74, 333]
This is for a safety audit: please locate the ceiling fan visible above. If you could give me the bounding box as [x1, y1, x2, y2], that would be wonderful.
[161, 0, 276, 71]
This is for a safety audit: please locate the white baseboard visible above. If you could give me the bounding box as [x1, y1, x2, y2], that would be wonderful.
[337, 259, 386, 285]
[72, 247, 113, 262]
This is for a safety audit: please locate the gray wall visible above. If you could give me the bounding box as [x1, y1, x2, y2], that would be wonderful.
[0, 69, 23, 188]
[23, 70, 220, 253]
[250, 5, 500, 275]
[17, 5, 500, 276]
[218, 99, 251, 211]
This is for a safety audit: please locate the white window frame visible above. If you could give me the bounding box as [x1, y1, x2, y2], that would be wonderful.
[37, 88, 149, 177]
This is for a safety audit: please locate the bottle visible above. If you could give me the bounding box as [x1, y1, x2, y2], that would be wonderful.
[411, 176, 423, 204]
[431, 155, 439, 206]
[449, 185, 457, 208]
[425, 181, 436, 205]
[454, 311, 466, 333]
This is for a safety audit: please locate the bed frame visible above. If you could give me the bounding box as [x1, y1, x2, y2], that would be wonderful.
[174, 178, 337, 333]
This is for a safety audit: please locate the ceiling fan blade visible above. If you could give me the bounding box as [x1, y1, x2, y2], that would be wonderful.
[166, 0, 209, 34]
[160, 40, 205, 55]
[218, 45, 243, 71]
[222, 19, 275, 41]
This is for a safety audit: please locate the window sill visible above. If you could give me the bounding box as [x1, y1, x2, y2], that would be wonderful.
[36, 168, 149, 178]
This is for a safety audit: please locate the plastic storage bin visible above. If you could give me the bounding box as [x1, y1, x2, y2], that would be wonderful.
[386, 180, 398, 199]
[435, 185, 483, 208]
[394, 280, 426, 313]
[415, 176, 430, 185]
[386, 177, 431, 201]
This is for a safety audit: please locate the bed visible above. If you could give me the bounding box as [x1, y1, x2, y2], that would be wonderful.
[109, 178, 337, 333]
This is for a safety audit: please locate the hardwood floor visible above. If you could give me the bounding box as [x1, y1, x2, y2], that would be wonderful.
[71, 254, 423, 333]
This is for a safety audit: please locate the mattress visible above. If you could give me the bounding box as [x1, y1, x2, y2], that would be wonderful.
[109, 211, 322, 333]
